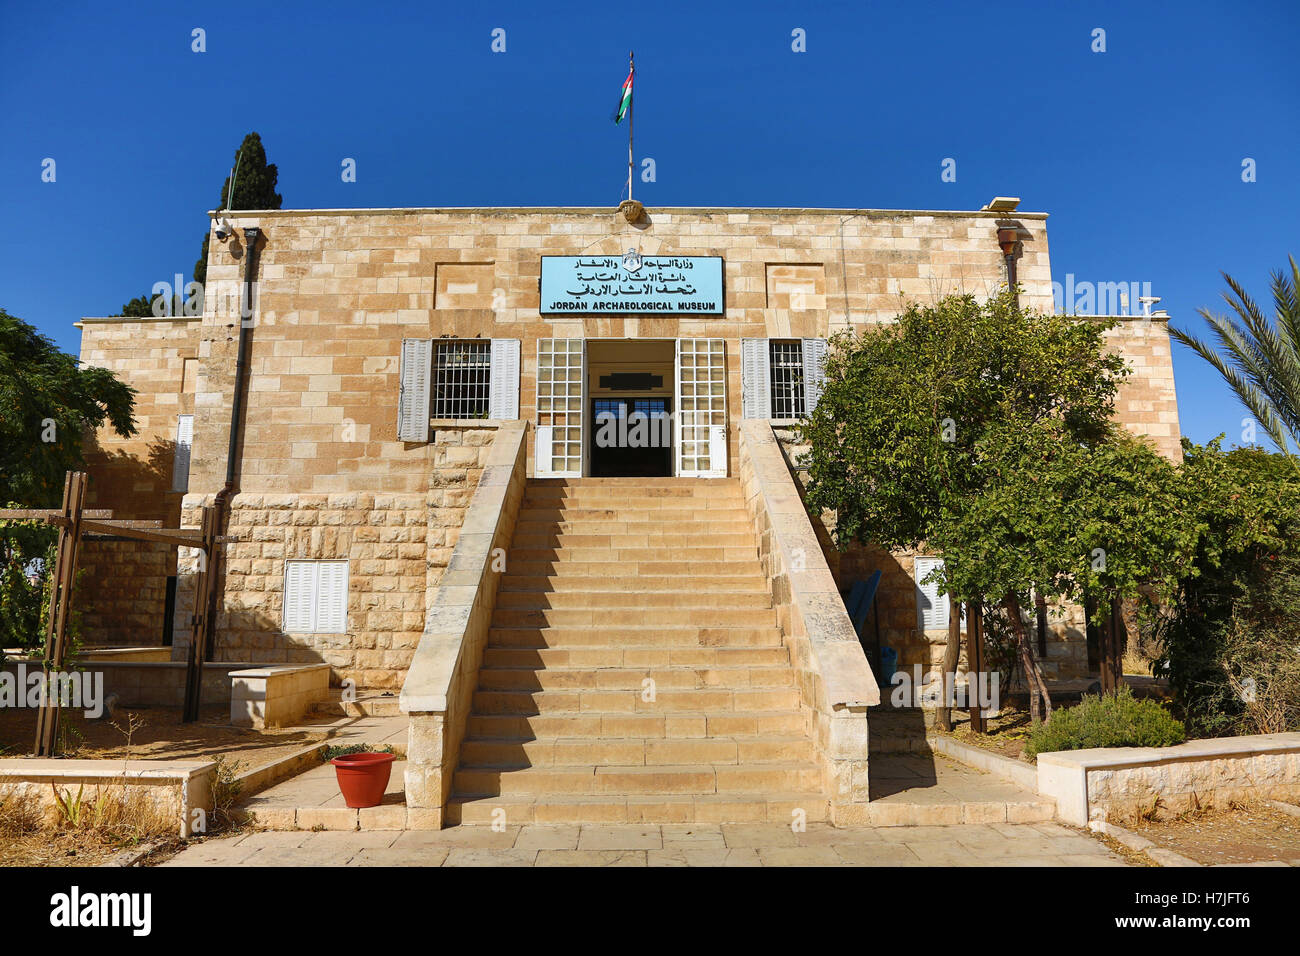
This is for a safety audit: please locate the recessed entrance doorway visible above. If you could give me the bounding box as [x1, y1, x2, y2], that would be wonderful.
[586, 339, 674, 478]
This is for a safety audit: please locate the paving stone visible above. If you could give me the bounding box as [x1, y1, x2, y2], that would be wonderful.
[721, 823, 799, 848]
[443, 848, 539, 866]
[536, 850, 648, 866]
[647, 847, 762, 867]
[349, 846, 452, 866]
[515, 825, 581, 849]
[660, 824, 728, 848]
[832, 843, 923, 866]
[796, 825, 886, 846]
[577, 826, 663, 850]
[392, 826, 520, 848]
[755, 845, 844, 866]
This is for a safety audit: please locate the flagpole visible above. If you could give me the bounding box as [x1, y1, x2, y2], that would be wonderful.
[627, 51, 634, 202]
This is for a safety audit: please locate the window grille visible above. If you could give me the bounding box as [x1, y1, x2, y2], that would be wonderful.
[433, 341, 491, 418]
[769, 340, 805, 418]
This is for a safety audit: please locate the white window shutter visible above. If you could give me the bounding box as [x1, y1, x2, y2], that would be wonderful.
[172, 414, 194, 492]
[535, 425, 554, 476]
[283, 561, 315, 632]
[914, 556, 950, 631]
[316, 561, 349, 633]
[801, 338, 829, 415]
[489, 339, 520, 420]
[741, 338, 771, 419]
[284, 560, 348, 633]
[398, 338, 432, 442]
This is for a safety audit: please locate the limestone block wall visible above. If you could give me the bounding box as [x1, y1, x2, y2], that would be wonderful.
[74, 316, 201, 646]
[173, 424, 497, 689]
[76, 316, 202, 519]
[1101, 315, 1182, 462]
[1038, 733, 1300, 825]
[72, 205, 1176, 690]
[77, 539, 173, 647]
[187, 207, 1051, 488]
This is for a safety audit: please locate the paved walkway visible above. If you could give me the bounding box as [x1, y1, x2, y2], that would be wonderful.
[159, 821, 1127, 866]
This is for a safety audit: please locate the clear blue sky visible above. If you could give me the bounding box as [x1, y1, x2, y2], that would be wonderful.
[2, 0, 1297, 448]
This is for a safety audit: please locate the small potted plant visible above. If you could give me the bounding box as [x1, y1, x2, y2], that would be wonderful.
[327, 745, 396, 808]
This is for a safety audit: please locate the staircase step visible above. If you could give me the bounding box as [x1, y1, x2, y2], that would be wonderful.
[500, 574, 765, 592]
[515, 510, 751, 522]
[465, 710, 810, 740]
[505, 547, 759, 563]
[444, 792, 829, 825]
[443, 476, 824, 826]
[459, 735, 816, 767]
[311, 691, 402, 717]
[515, 508, 750, 524]
[510, 532, 756, 549]
[486, 626, 786, 648]
[470, 687, 803, 715]
[494, 590, 771, 610]
[474, 665, 795, 691]
[502, 560, 765, 577]
[480, 646, 791, 668]
[452, 761, 822, 797]
[490, 608, 778, 628]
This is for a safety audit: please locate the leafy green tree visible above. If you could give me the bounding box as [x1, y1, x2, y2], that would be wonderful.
[116, 291, 186, 318]
[0, 308, 136, 506]
[117, 293, 160, 317]
[193, 131, 282, 286]
[0, 309, 135, 651]
[1170, 256, 1300, 458]
[799, 292, 1190, 721]
[1146, 441, 1300, 735]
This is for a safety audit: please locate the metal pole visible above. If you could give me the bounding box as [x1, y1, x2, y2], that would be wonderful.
[627, 51, 635, 201]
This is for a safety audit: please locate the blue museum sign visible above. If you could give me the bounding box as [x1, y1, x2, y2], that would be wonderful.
[540, 253, 724, 314]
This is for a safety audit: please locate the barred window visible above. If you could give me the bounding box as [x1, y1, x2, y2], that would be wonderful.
[433, 341, 491, 418]
[769, 340, 805, 418]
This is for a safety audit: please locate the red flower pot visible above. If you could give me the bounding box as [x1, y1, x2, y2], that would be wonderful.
[331, 752, 396, 808]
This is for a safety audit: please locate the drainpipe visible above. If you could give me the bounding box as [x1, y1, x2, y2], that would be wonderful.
[997, 226, 1019, 309]
[206, 225, 261, 660]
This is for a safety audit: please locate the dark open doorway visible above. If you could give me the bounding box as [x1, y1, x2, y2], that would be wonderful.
[590, 397, 673, 477]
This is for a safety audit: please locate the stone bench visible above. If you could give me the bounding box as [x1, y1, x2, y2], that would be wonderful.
[1037, 732, 1300, 825]
[0, 759, 215, 838]
[230, 663, 331, 729]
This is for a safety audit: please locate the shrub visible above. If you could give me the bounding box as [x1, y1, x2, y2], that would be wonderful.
[322, 743, 394, 761]
[1025, 685, 1186, 758]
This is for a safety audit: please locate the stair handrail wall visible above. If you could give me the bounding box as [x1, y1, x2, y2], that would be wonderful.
[400, 420, 529, 828]
[738, 420, 879, 825]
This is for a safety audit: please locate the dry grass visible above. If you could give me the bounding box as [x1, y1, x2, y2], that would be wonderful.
[944, 706, 1035, 761]
[0, 704, 328, 768]
[1128, 801, 1300, 865]
[48, 782, 178, 840]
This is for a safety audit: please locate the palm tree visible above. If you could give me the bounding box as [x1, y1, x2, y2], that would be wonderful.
[1171, 256, 1300, 458]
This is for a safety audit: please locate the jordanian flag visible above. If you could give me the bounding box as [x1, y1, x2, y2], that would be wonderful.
[614, 66, 633, 124]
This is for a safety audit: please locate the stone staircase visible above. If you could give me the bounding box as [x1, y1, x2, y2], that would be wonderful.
[446, 477, 826, 825]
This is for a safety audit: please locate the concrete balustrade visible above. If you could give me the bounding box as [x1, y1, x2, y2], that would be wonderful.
[400, 421, 529, 828]
[738, 420, 880, 825]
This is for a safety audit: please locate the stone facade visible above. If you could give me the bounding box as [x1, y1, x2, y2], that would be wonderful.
[74, 205, 1180, 689]
[73, 316, 201, 646]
